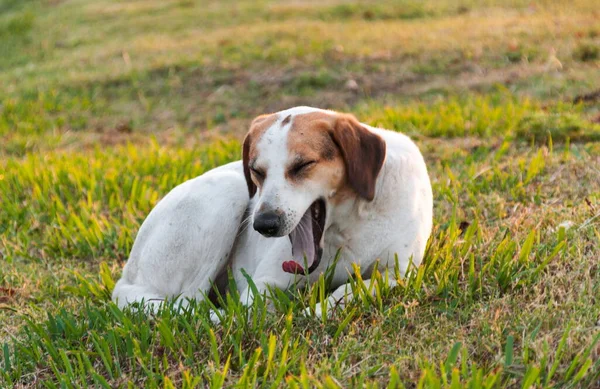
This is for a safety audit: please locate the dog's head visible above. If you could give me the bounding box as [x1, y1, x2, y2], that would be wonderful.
[242, 107, 386, 274]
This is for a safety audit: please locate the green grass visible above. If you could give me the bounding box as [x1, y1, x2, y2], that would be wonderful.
[1, 0, 600, 387]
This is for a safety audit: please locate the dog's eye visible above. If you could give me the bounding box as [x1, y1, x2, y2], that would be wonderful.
[250, 167, 265, 178]
[290, 160, 316, 175]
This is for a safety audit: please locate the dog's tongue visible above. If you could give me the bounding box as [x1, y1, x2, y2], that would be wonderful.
[282, 261, 304, 273]
[283, 209, 314, 274]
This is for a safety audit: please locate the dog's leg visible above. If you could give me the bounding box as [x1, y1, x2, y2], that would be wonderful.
[235, 243, 298, 310]
[111, 284, 224, 323]
[111, 279, 165, 313]
[112, 164, 249, 313]
[305, 275, 398, 317]
[238, 278, 280, 308]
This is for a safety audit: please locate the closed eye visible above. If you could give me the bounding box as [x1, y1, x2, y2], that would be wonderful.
[250, 166, 265, 178]
[290, 160, 317, 175]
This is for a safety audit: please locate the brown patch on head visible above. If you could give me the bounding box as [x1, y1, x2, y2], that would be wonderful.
[286, 112, 338, 161]
[281, 114, 292, 126]
[243, 114, 277, 197]
[285, 112, 343, 187]
[285, 111, 386, 202]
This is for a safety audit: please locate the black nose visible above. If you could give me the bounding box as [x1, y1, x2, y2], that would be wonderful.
[253, 211, 282, 237]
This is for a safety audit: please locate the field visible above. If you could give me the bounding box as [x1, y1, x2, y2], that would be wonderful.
[1, 0, 600, 387]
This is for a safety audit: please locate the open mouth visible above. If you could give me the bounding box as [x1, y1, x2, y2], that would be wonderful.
[282, 199, 326, 275]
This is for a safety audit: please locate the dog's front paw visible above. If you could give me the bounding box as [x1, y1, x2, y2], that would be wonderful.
[303, 303, 326, 318]
[209, 309, 224, 324]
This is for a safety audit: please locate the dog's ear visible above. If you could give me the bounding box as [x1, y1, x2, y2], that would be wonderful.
[243, 114, 274, 197]
[329, 114, 386, 201]
[242, 132, 256, 198]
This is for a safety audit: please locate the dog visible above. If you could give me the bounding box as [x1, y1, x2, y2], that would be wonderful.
[112, 106, 433, 318]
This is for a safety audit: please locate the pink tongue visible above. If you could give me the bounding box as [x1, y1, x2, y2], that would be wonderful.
[282, 261, 304, 274]
[283, 207, 314, 274]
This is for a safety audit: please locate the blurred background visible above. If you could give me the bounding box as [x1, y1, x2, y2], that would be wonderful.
[1, 0, 599, 155]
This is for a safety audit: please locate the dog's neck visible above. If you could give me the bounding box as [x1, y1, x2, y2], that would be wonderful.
[325, 158, 388, 236]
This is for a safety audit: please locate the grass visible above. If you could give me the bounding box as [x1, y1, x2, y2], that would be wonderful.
[1, 0, 600, 387]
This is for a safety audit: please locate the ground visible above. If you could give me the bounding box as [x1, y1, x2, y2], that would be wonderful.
[1, 0, 599, 387]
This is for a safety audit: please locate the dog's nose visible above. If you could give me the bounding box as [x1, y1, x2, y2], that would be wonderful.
[253, 211, 282, 237]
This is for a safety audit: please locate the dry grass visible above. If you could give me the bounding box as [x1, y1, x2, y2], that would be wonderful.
[1, 0, 599, 387]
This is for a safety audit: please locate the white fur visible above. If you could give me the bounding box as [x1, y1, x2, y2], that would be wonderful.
[112, 106, 433, 318]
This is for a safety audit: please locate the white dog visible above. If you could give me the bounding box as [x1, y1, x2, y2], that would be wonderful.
[112, 106, 433, 317]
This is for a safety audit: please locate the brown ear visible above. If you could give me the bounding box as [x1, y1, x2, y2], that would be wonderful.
[242, 132, 256, 197]
[329, 114, 386, 201]
[242, 114, 275, 198]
